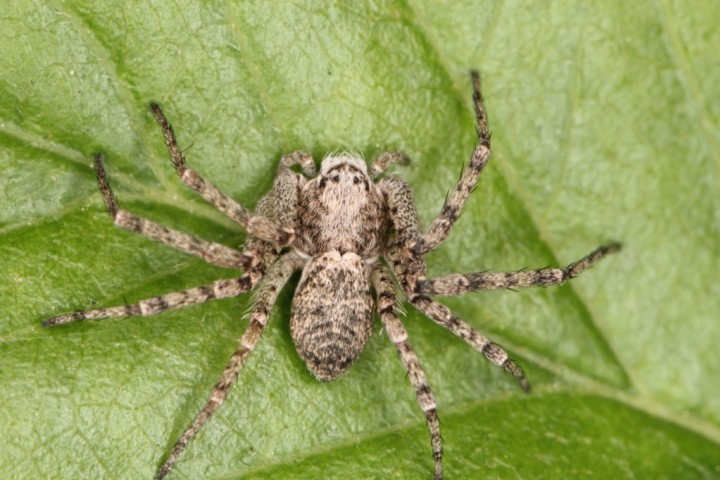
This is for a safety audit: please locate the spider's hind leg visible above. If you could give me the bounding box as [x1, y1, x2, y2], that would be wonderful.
[155, 254, 297, 480]
[374, 267, 443, 480]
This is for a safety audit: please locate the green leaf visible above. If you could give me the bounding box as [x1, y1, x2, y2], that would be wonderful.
[1, 1, 718, 479]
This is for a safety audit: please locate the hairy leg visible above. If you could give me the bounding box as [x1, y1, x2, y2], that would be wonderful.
[94, 154, 254, 270]
[43, 274, 259, 327]
[156, 255, 297, 479]
[417, 244, 622, 296]
[413, 71, 491, 256]
[150, 103, 294, 246]
[373, 267, 443, 479]
[410, 295, 530, 392]
[382, 167, 618, 393]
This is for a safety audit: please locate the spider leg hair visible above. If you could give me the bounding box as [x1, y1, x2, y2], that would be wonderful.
[150, 104, 294, 246]
[155, 254, 297, 479]
[94, 154, 256, 270]
[43, 274, 259, 327]
[373, 267, 443, 480]
[417, 244, 622, 296]
[409, 294, 530, 392]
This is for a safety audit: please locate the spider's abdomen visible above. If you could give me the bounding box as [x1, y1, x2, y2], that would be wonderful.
[291, 251, 374, 381]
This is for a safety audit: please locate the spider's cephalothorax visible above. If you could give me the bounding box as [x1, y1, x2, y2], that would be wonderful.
[297, 157, 386, 257]
[42, 72, 620, 480]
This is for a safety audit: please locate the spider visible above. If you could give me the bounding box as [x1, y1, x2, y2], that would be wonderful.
[42, 71, 620, 479]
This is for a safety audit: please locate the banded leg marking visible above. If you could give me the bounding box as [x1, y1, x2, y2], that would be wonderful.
[374, 267, 443, 480]
[150, 104, 294, 246]
[43, 275, 258, 327]
[417, 244, 622, 296]
[413, 71, 491, 256]
[94, 154, 253, 270]
[155, 256, 296, 480]
[410, 295, 530, 392]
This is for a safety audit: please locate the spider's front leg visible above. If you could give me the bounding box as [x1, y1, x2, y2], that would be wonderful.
[413, 70, 491, 257]
[150, 103, 295, 246]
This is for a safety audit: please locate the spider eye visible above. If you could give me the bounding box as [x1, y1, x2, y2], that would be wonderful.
[331, 174, 340, 182]
[353, 176, 361, 184]
[319, 177, 327, 188]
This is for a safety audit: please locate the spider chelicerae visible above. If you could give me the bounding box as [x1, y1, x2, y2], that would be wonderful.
[43, 71, 620, 479]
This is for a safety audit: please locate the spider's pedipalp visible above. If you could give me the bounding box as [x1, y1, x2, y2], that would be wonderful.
[280, 150, 316, 177]
[370, 151, 410, 178]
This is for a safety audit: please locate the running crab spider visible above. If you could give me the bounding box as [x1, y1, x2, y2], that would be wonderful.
[42, 71, 620, 479]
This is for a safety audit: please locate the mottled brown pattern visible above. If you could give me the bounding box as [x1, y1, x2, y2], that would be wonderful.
[295, 162, 387, 257]
[292, 251, 374, 380]
[41, 73, 620, 480]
